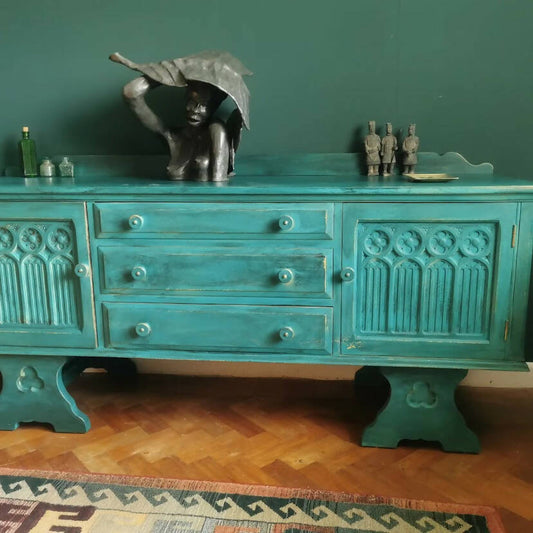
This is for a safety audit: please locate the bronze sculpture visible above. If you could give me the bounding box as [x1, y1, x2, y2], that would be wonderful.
[110, 50, 252, 182]
[380, 122, 397, 176]
[364, 121, 381, 176]
[402, 123, 420, 175]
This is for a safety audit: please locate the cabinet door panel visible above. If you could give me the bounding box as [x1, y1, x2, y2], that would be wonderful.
[0, 203, 95, 348]
[341, 203, 516, 360]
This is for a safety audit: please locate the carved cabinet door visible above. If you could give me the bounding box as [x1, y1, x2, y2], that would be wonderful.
[341, 203, 518, 362]
[0, 202, 95, 348]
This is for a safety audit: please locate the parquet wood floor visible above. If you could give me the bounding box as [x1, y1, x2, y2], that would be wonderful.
[1, 373, 532, 532]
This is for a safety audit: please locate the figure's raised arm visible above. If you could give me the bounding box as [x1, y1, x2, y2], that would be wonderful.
[122, 76, 167, 137]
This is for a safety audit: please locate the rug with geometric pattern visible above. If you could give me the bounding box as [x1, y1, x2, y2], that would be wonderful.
[0, 468, 505, 532]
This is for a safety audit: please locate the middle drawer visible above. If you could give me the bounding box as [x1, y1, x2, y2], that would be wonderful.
[98, 245, 333, 300]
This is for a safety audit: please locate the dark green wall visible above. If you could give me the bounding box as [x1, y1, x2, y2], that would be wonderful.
[1, 0, 532, 176]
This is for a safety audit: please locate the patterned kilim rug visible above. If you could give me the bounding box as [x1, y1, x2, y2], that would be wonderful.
[0, 468, 504, 532]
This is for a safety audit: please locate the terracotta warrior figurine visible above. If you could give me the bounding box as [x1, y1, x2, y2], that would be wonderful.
[402, 123, 420, 175]
[380, 122, 398, 176]
[364, 120, 381, 176]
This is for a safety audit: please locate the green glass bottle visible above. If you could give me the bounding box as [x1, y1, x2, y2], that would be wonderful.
[19, 126, 38, 177]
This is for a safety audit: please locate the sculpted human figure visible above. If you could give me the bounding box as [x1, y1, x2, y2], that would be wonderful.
[380, 122, 397, 176]
[110, 51, 251, 182]
[402, 123, 420, 175]
[364, 120, 381, 176]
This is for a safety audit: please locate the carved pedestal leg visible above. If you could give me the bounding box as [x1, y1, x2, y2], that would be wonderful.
[360, 366, 480, 453]
[0, 355, 90, 433]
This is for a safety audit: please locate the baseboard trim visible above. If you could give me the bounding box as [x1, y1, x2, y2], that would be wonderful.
[131, 360, 533, 388]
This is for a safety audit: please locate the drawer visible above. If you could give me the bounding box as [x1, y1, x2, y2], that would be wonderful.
[93, 202, 334, 239]
[99, 245, 333, 299]
[103, 303, 333, 355]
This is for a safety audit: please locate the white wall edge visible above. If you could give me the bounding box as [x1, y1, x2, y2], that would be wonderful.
[132, 360, 533, 388]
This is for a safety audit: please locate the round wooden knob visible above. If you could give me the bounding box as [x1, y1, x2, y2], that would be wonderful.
[128, 214, 144, 230]
[278, 215, 295, 232]
[74, 264, 89, 278]
[135, 323, 152, 337]
[278, 268, 294, 284]
[279, 327, 295, 340]
[340, 267, 355, 281]
[131, 266, 147, 280]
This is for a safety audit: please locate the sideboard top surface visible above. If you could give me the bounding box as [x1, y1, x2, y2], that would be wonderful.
[2, 174, 533, 201]
[2, 152, 532, 200]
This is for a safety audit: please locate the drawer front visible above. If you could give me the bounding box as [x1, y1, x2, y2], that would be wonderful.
[104, 303, 333, 355]
[94, 202, 334, 239]
[99, 245, 332, 299]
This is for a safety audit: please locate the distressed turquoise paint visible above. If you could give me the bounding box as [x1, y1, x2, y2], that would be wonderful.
[0, 355, 89, 432]
[103, 303, 333, 356]
[0, 203, 95, 348]
[99, 244, 332, 300]
[94, 202, 334, 240]
[360, 367, 480, 453]
[341, 203, 516, 360]
[0, 153, 531, 450]
[517, 204, 533, 362]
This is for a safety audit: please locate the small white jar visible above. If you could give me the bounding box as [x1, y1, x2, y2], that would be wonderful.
[39, 158, 56, 177]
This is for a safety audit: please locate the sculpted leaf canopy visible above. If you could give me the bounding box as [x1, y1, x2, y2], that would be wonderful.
[110, 50, 251, 129]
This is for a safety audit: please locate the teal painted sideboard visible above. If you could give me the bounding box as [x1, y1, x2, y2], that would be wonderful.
[1, 153, 532, 453]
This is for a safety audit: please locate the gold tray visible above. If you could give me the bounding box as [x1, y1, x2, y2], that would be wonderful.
[405, 173, 459, 182]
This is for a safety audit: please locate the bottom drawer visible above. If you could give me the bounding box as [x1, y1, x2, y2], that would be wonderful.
[103, 303, 332, 355]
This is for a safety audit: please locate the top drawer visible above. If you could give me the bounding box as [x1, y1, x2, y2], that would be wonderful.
[93, 202, 334, 240]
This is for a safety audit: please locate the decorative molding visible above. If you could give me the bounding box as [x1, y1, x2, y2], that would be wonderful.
[0, 221, 79, 328]
[16, 366, 45, 392]
[357, 222, 495, 338]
